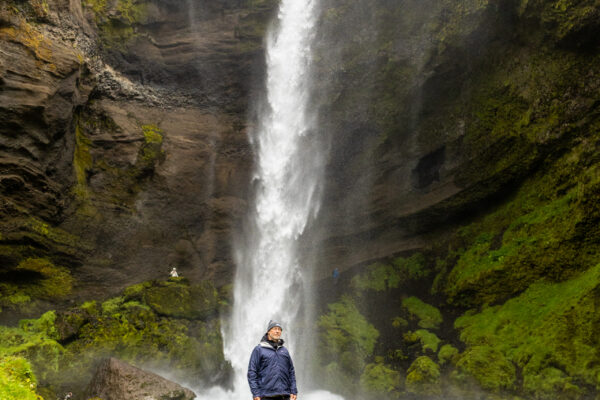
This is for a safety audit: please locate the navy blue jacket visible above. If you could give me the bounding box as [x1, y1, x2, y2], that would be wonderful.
[247, 335, 298, 398]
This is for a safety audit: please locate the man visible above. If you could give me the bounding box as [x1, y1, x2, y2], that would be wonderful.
[248, 320, 298, 400]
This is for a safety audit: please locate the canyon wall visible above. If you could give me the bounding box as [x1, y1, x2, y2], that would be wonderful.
[1, 0, 600, 398]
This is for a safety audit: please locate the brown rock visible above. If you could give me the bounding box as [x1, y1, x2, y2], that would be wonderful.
[86, 358, 196, 400]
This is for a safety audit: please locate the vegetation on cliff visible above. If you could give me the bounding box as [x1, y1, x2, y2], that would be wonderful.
[309, 0, 599, 397]
[0, 356, 43, 400]
[0, 279, 230, 399]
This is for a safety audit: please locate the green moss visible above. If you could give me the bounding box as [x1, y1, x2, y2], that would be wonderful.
[0, 357, 42, 400]
[0, 319, 64, 382]
[0, 259, 73, 314]
[443, 173, 600, 306]
[438, 344, 459, 366]
[143, 280, 218, 320]
[351, 253, 427, 292]
[0, 279, 230, 392]
[20, 311, 59, 341]
[82, 0, 107, 15]
[136, 124, 165, 174]
[359, 362, 402, 397]
[453, 346, 516, 392]
[405, 356, 441, 396]
[82, 0, 147, 48]
[142, 124, 163, 144]
[454, 263, 600, 397]
[80, 301, 99, 316]
[116, 0, 145, 24]
[404, 329, 442, 354]
[391, 316, 408, 328]
[101, 296, 124, 314]
[25, 218, 82, 250]
[123, 282, 151, 301]
[401, 297, 443, 329]
[16, 259, 73, 300]
[317, 296, 379, 378]
[73, 121, 93, 203]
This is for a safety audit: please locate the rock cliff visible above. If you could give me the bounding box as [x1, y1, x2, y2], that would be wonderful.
[0, 0, 274, 317]
[1, 0, 600, 398]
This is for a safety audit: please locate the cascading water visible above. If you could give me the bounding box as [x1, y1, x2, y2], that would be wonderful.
[195, 0, 342, 399]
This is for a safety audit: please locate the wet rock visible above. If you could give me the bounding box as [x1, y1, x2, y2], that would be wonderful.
[86, 357, 196, 400]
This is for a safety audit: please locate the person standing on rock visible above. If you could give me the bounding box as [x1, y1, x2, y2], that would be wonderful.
[248, 320, 298, 400]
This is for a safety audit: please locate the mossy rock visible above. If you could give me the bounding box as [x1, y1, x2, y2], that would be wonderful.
[0, 278, 231, 393]
[0, 257, 74, 315]
[0, 315, 64, 383]
[0, 356, 41, 400]
[351, 253, 427, 292]
[438, 344, 459, 366]
[454, 262, 600, 398]
[123, 281, 152, 301]
[54, 310, 88, 343]
[360, 361, 402, 398]
[453, 346, 516, 392]
[403, 329, 441, 354]
[143, 280, 218, 320]
[317, 296, 379, 377]
[401, 297, 443, 329]
[405, 356, 441, 396]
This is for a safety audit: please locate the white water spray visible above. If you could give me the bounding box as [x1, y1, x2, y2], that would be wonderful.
[194, 0, 341, 398]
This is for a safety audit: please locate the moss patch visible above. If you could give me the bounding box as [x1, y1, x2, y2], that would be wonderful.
[317, 296, 380, 393]
[0, 259, 73, 314]
[0, 356, 43, 400]
[405, 356, 441, 396]
[453, 346, 516, 392]
[351, 253, 427, 292]
[438, 344, 459, 366]
[82, 0, 147, 49]
[0, 279, 230, 394]
[143, 279, 218, 320]
[401, 297, 443, 330]
[454, 262, 600, 397]
[359, 361, 402, 397]
[404, 329, 442, 354]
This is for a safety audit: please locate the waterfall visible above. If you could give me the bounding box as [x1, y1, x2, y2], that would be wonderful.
[195, 0, 342, 398]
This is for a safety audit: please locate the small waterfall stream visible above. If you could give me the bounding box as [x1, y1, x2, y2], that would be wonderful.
[195, 0, 342, 398]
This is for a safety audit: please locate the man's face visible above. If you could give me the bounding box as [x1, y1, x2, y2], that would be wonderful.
[267, 326, 282, 341]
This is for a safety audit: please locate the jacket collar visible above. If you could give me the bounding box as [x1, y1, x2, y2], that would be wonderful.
[259, 333, 285, 349]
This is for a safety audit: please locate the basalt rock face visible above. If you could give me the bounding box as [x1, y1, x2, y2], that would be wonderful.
[306, 0, 600, 276]
[0, 0, 274, 316]
[307, 1, 600, 399]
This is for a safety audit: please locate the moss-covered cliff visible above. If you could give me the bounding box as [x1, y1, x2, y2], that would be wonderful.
[0, 278, 231, 399]
[306, 0, 600, 399]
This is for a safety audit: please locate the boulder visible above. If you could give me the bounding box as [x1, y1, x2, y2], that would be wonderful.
[85, 358, 196, 400]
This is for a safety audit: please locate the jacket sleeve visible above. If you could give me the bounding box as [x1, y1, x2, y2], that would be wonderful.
[289, 352, 298, 395]
[247, 347, 261, 397]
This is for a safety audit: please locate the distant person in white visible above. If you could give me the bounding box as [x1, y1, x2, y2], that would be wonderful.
[170, 267, 179, 278]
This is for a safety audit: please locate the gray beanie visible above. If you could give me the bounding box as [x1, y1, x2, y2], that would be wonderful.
[267, 320, 283, 332]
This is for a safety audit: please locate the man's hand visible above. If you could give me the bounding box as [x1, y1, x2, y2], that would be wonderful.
[290, 395, 297, 400]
